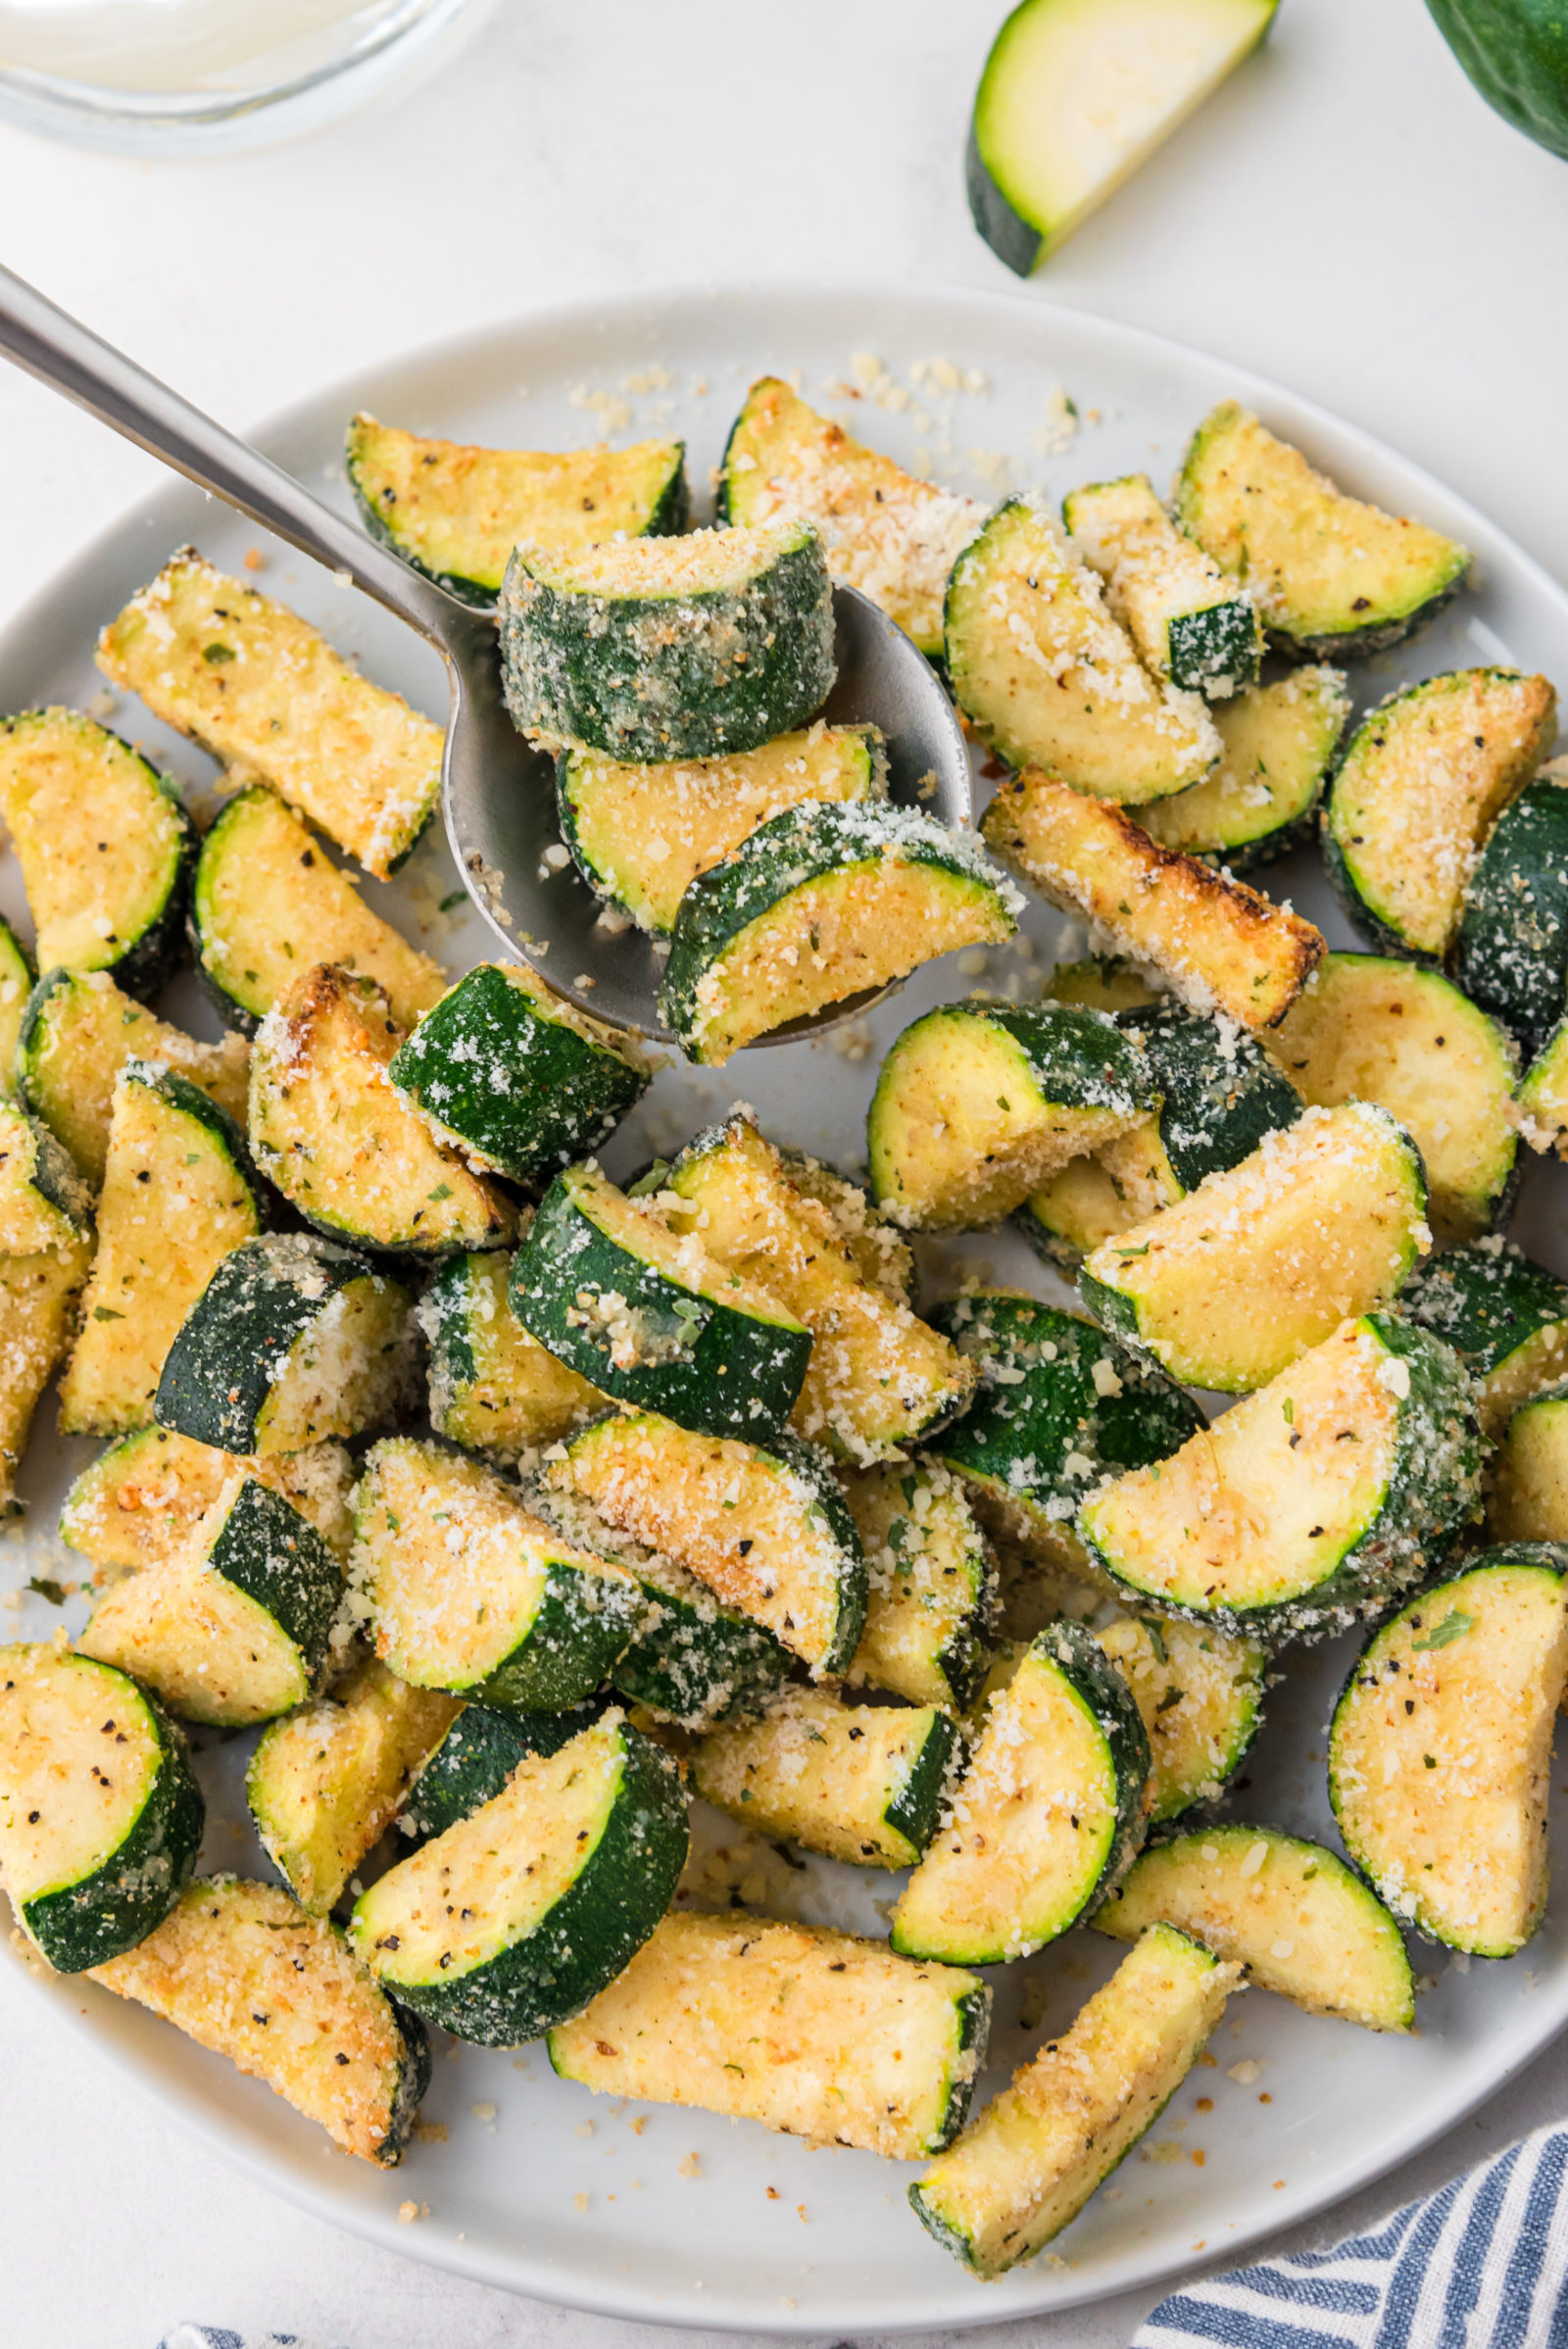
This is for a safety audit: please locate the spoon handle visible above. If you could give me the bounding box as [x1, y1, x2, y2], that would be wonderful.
[0, 261, 465, 652]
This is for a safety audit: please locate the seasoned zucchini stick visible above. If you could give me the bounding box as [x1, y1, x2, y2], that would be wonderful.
[1399, 1241, 1568, 1437]
[1064, 473, 1260, 695]
[1517, 1017, 1568, 1158]
[1490, 1384, 1568, 1547]
[62, 1428, 357, 1571]
[1457, 770, 1568, 1052]
[839, 1458, 997, 1713]
[418, 1247, 606, 1461]
[0, 1101, 91, 1255]
[397, 1702, 593, 1849]
[0, 1240, 92, 1510]
[691, 1688, 959, 1868]
[1093, 1614, 1265, 1825]
[1140, 666, 1350, 868]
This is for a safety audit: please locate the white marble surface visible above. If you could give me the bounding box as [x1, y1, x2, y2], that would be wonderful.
[2, 1, 1568, 2341]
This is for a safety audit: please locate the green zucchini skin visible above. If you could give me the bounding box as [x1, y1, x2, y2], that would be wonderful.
[885, 1707, 964, 1857]
[1124, 1003, 1299, 1193]
[472, 1565, 641, 1716]
[964, 111, 1044, 277]
[0, 915, 34, 1093]
[612, 1562, 795, 1727]
[1455, 778, 1568, 1052]
[211, 1479, 344, 1688]
[398, 1701, 604, 1850]
[1425, 0, 1568, 162]
[1398, 1242, 1568, 1384]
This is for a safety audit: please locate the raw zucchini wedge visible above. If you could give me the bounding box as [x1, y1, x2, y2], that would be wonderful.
[346, 413, 689, 603]
[58, 1060, 268, 1440]
[1325, 668, 1556, 961]
[154, 1233, 417, 1456]
[97, 550, 441, 879]
[928, 1293, 1202, 1579]
[1516, 1016, 1568, 1158]
[865, 1002, 1153, 1232]
[692, 1688, 960, 1868]
[1139, 665, 1351, 869]
[247, 1658, 461, 1915]
[945, 497, 1218, 801]
[910, 1923, 1237, 2276]
[1268, 954, 1518, 1243]
[1491, 1385, 1568, 1547]
[350, 1707, 688, 2046]
[419, 1246, 604, 1460]
[350, 1437, 643, 1712]
[0, 914, 33, 1095]
[1078, 1312, 1484, 1641]
[250, 965, 514, 1256]
[1399, 1242, 1568, 1438]
[549, 1911, 990, 2158]
[0, 1100, 91, 1254]
[891, 1621, 1150, 1965]
[0, 709, 195, 1000]
[90, 1876, 429, 2165]
[558, 723, 885, 938]
[662, 1113, 976, 1460]
[389, 961, 649, 1187]
[982, 767, 1323, 1030]
[1456, 773, 1568, 1052]
[0, 1643, 202, 1972]
[0, 1240, 92, 1511]
[548, 1407, 867, 1679]
[1329, 1548, 1568, 1956]
[16, 966, 249, 1192]
[62, 1429, 356, 1573]
[1175, 401, 1471, 660]
[839, 1458, 997, 1713]
[509, 1160, 811, 1444]
[1093, 1615, 1265, 1824]
[1079, 1101, 1430, 1394]
[717, 375, 984, 656]
[1064, 474, 1260, 695]
[659, 799, 1019, 1065]
[79, 1472, 345, 1728]
[500, 519, 835, 762]
[1097, 1824, 1413, 2031]
[193, 785, 446, 1036]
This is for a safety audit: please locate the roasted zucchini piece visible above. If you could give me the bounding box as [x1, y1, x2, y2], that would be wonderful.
[692, 1688, 959, 1868]
[1455, 772, 1568, 1052]
[90, 1876, 429, 2164]
[1045, 955, 1164, 1014]
[1491, 1385, 1568, 1547]
[1093, 1615, 1265, 1824]
[1079, 1101, 1430, 1393]
[0, 1101, 91, 1255]
[193, 784, 446, 1036]
[346, 413, 689, 603]
[839, 1458, 997, 1713]
[61, 1428, 356, 1571]
[418, 1246, 604, 1460]
[1065, 473, 1260, 694]
[1325, 668, 1555, 960]
[549, 1911, 989, 2158]
[1329, 1548, 1568, 1956]
[1516, 1015, 1568, 1158]
[155, 1233, 417, 1456]
[0, 1643, 202, 1972]
[1175, 401, 1470, 659]
[397, 1701, 598, 1849]
[0, 914, 33, 1096]
[1139, 665, 1350, 868]
[1079, 1312, 1483, 1641]
[0, 1240, 92, 1511]
[612, 1546, 795, 1729]
[97, 550, 442, 879]
[1399, 1241, 1568, 1437]
[910, 1924, 1237, 2276]
[659, 799, 1019, 1065]
[249, 965, 514, 1256]
[982, 767, 1322, 1030]
[350, 1707, 687, 2046]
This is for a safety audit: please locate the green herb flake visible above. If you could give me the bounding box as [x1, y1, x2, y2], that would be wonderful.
[26, 1577, 65, 1605]
[1142, 1621, 1168, 1665]
[92, 1305, 125, 1322]
[1282, 1397, 1294, 1426]
[1154, 1686, 1185, 1713]
[1116, 1244, 1151, 1259]
[1412, 1610, 1472, 1652]
[202, 642, 236, 663]
[427, 1183, 453, 1202]
[439, 890, 467, 913]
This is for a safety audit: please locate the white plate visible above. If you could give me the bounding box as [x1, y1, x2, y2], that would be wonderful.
[2, 281, 1566, 2336]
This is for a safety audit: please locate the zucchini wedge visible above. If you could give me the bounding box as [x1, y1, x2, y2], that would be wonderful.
[981, 767, 1322, 1030]
[510, 1160, 811, 1444]
[1139, 665, 1351, 869]
[419, 1246, 605, 1460]
[0, 709, 194, 1001]
[946, 496, 1219, 801]
[659, 800, 1019, 1065]
[0, 913, 33, 1095]
[350, 1707, 688, 2046]
[193, 784, 447, 1036]
[558, 723, 884, 938]
[891, 1621, 1149, 1966]
[16, 966, 249, 1192]
[80, 1472, 344, 1727]
[350, 1437, 643, 1712]
[247, 1658, 461, 1916]
[1330, 1548, 1568, 1956]
[692, 1687, 959, 1868]
[717, 375, 983, 656]
[1098, 1825, 1413, 2031]
[1175, 401, 1470, 660]
[389, 961, 649, 1188]
[612, 1544, 794, 1729]
[662, 1113, 975, 1459]
[500, 519, 835, 762]
[1078, 1312, 1484, 1641]
[97, 550, 442, 879]
[839, 1458, 997, 1713]
[1064, 473, 1260, 695]
[0, 1240, 92, 1511]
[865, 1002, 1153, 1232]
[547, 1407, 867, 1679]
[1325, 668, 1556, 961]
[90, 1876, 429, 2164]
[346, 413, 689, 603]
[1516, 1015, 1568, 1158]
[62, 1428, 356, 1572]
[1093, 1615, 1265, 1825]
[0, 1101, 91, 1255]
[910, 1923, 1237, 2276]
[1457, 772, 1568, 1052]
[1400, 1241, 1568, 1438]
[397, 1701, 597, 1849]
[0, 1643, 202, 1972]
[249, 965, 514, 1257]
[58, 1060, 268, 1439]
[1491, 1385, 1568, 1547]
[549, 1911, 990, 2158]
[1079, 1101, 1430, 1394]
[154, 1233, 417, 1456]
[1267, 954, 1518, 1243]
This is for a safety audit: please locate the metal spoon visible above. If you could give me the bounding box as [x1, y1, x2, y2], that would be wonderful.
[0, 263, 974, 1044]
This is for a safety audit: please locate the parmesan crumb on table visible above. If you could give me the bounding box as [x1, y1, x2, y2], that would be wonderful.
[573, 2192, 590, 2213]
[396, 2200, 426, 2224]
[1229, 2058, 1263, 2085]
[678, 2151, 702, 2178]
